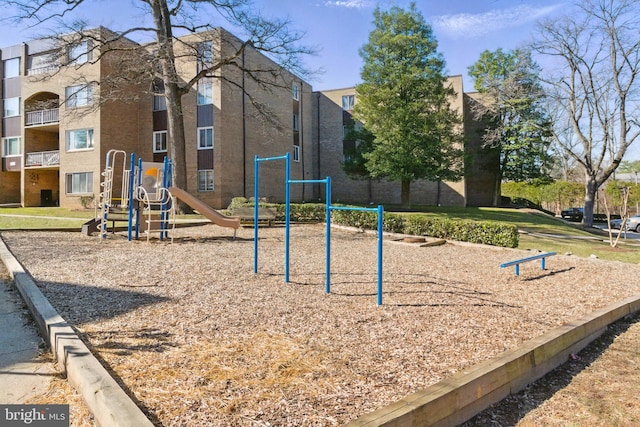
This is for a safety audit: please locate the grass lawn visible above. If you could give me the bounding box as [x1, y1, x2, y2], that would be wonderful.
[392, 206, 640, 264]
[0, 207, 206, 231]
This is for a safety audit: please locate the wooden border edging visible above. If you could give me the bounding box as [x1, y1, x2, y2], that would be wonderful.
[345, 294, 640, 427]
[0, 235, 153, 427]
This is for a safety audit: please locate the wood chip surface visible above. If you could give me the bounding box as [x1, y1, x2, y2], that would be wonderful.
[2, 224, 639, 426]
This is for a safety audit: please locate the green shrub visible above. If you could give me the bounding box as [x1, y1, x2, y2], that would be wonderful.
[289, 203, 326, 222]
[227, 198, 519, 248]
[333, 209, 519, 248]
[227, 198, 325, 223]
[79, 195, 95, 209]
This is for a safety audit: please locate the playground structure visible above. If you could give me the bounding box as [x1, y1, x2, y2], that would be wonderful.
[253, 153, 385, 305]
[88, 149, 239, 242]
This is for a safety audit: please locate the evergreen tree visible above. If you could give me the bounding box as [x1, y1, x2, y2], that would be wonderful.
[354, 3, 463, 207]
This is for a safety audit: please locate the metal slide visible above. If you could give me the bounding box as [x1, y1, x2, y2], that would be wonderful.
[168, 187, 241, 230]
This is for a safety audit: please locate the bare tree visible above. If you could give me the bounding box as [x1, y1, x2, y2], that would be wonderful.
[532, 0, 640, 227]
[8, 0, 315, 211]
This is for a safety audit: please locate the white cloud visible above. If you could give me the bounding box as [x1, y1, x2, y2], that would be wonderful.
[432, 4, 564, 39]
[323, 0, 373, 9]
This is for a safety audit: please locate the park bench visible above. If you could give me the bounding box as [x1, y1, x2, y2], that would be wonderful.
[500, 252, 556, 276]
[232, 206, 278, 226]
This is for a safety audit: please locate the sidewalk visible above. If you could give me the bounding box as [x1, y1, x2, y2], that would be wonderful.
[0, 269, 55, 403]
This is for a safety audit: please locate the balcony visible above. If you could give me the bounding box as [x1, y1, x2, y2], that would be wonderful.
[25, 108, 59, 127]
[27, 65, 59, 76]
[25, 150, 60, 168]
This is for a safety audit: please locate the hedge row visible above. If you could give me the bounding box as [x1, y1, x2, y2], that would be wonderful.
[331, 209, 519, 248]
[227, 197, 325, 223]
[227, 198, 519, 248]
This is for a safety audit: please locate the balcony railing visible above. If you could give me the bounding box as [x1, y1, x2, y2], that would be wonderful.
[25, 150, 60, 167]
[25, 109, 59, 127]
[27, 65, 59, 76]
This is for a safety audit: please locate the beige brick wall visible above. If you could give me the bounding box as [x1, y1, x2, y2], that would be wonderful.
[315, 77, 468, 207]
[3, 28, 494, 211]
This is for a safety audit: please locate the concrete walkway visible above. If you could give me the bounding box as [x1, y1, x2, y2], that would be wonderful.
[0, 270, 55, 403]
[0, 236, 153, 427]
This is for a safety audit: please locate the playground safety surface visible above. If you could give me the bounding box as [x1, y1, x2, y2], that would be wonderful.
[2, 224, 640, 426]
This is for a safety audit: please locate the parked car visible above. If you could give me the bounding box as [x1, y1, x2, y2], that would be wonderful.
[611, 215, 640, 232]
[561, 207, 584, 222]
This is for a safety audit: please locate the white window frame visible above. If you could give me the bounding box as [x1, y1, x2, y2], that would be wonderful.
[66, 128, 94, 151]
[4, 58, 20, 78]
[197, 81, 213, 105]
[67, 40, 92, 65]
[197, 169, 214, 192]
[3, 97, 20, 118]
[292, 83, 299, 100]
[293, 113, 300, 131]
[292, 145, 300, 162]
[153, 130, 168, 153]
[65, 84, 93, 108]
[342, 94, 355, 111]
[197, 40, 214, 73]
[197, 126, 213, 150]
[152, 94, 166, 111]
[65, 172, 93, 194]
[2, 137, 21, 157]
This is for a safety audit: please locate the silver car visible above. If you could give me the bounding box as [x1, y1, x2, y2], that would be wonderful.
[611, 215, 640, 232]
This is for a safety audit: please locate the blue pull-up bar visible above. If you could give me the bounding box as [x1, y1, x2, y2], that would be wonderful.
[253, 153, 384, 305]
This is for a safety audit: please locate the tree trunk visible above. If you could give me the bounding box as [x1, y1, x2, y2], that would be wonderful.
[401, 179, 411, 208]
[150, 0, 191, 213]
[492, 171, 502, 207]
[583, 175, 598, 227]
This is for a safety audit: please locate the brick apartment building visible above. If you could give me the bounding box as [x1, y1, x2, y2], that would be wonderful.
[0, 27, 497, 210]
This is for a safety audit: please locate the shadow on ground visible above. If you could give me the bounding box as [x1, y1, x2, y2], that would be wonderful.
[461, 312, 640, 426]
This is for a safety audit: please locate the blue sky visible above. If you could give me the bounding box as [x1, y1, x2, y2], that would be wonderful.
[2, 0, 566, 92]
[255, 0, 566, 91]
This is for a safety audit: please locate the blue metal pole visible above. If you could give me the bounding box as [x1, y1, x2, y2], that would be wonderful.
[377, 205, 384, 306]
[326, 177, 331, 294]
[254, 156, 259, 274]
[285, 152, 291, 283]
[127, 153, 136, 241]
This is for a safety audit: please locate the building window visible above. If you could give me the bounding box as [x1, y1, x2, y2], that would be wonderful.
[3, 58, 20, 78]
[66, 129, 94, 151]
[3, 97, 20, 117]
[197, 80, 213, 105]
[2, 137, 21, 157]
[152, 79, 166, 111]
[293, 114, 300, 131]
[342, 94, 355, 111]
[292, 145, 300, 162]
[198, 127, 213, 149]
[65, 84, 93, 108]
[67, 40, 92, 65]
[153, 131, 168, 153]
[292, 83, 299, 100]
[153, 95, 166, 111]
[197, 40, 213, 73]
[198, 170, 214, 191]
[65, 172, 93, 194]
